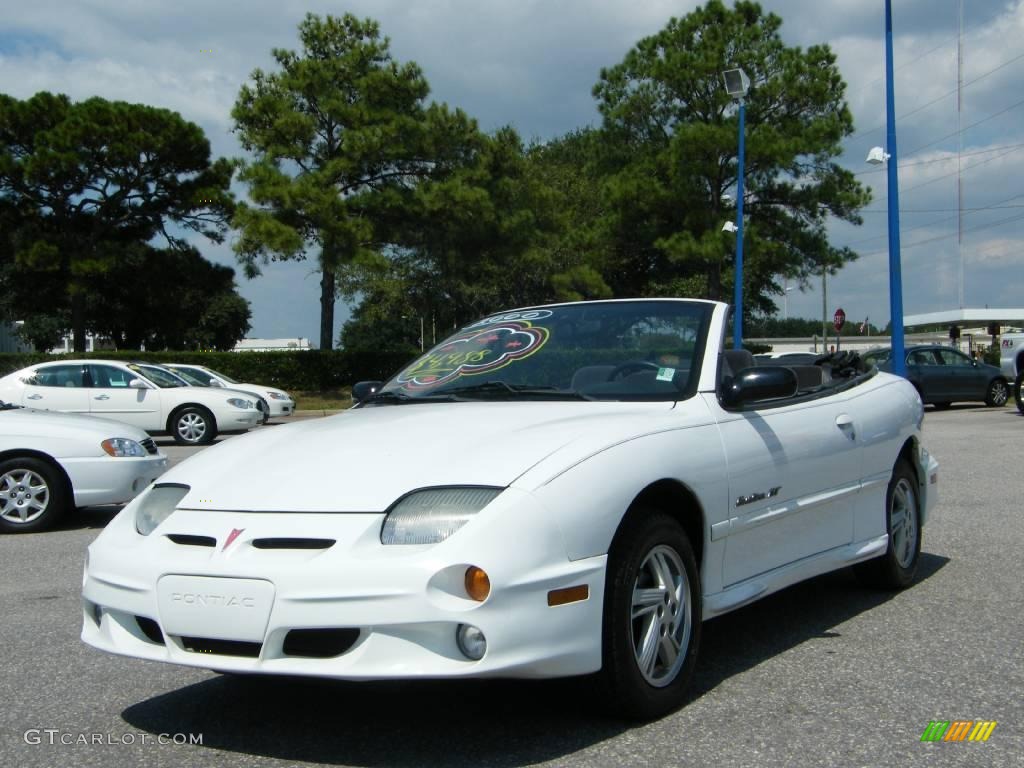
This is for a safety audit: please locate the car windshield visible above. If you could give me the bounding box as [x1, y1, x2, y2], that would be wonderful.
[204, 367, 239, 385]
[862, 349, 891, 366]
[129, 364, 187, 388]
[377, 300, 713, 402]
[167, 366, 210, 386]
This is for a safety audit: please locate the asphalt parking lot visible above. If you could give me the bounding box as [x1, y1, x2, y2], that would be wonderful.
[1, 406, 1021, 768]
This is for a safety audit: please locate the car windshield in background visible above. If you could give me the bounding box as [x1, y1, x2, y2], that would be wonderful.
[862, 349, 892, 367]
[167, 367, 208, 386]
[205, 368, 239, 385]
[130, 364, 186, 388]
[378, 300, 712, 402]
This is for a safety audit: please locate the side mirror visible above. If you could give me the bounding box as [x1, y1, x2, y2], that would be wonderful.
[209, 379, 224, 387]
[128, 378, 148, 389]
[352, 380, 383, 403]
[722, 367, 798, 407]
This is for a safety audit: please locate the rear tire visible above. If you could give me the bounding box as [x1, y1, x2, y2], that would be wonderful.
[171, 406, 217, 445]
[855, 460, 921, 589]
[596, 510, 701, 720]
[0, 457, 68, 533]
[984, 378, 1009, 407]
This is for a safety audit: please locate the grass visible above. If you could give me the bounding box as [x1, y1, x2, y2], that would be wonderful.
[292, 388, 353, 411]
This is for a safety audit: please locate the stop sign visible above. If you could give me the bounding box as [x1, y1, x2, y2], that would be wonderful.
[833, 308, 846, 332]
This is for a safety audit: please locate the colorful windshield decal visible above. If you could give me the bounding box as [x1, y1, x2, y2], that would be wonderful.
[396, 321, 550, 389]
[464, 309, 554, 330]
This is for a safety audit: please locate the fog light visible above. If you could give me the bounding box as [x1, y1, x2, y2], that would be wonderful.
[464, 566, 490, 602]
[456, 624, 487, 661]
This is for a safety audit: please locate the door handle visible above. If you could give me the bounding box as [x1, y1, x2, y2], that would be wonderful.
[835, 414, 856, 440]
[27, 394, 43, 400]
[93, 394, 110, 401]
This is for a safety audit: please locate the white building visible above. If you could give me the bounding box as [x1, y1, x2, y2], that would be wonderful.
[232, 338, 313, 352]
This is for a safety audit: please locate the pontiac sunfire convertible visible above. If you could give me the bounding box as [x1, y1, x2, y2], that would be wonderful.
[81, 299, 938, 719]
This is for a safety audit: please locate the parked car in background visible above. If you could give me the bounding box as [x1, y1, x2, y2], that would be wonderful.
[0, 361, 261, 445]
[0, 400, 167, 533]
[162, 364, 294, 423]
[82, 298, 937, 720]
[996, 333, 1024, 414]
[863, 345, 1010, 408]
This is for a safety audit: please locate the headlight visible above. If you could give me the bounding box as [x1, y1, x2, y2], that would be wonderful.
[227, 397, 254, 409]
[380, 487, 502, 545]
[135, 484, 190, 536]
[100, 438, 146, 457]
[268, 391, 289, 400]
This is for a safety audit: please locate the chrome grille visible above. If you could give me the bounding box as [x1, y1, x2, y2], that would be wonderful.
[140, 438, 158, 455]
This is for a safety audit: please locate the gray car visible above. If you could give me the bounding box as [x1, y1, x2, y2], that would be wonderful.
[863, 345, 1010, 408]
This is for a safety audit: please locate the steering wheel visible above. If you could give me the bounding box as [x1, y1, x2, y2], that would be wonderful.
[606, 360, 662, 381]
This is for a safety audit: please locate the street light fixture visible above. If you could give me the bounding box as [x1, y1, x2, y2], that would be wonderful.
[866, 146, 890, 165]
[721, 67, 750, 350]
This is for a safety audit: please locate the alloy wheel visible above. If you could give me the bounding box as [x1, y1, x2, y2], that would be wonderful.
[0, 468, 50, 525]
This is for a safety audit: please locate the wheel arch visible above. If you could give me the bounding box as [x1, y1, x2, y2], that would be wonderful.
[621, 479, 706, 569]
[0, 449, 75, 504]
[166, 402, 217, 434]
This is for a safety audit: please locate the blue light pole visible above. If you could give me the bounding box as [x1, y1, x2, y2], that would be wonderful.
[884, 0, 906, 376]
[722, 68, 750, 350]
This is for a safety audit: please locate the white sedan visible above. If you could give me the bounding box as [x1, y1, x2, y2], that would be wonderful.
[81, 299, 938, 719]
[162, 364, 295, 422]
[0, 401, 167, 533]
[0, 360, 261, 445]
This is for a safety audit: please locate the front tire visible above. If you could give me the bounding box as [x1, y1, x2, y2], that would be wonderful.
[171, 406, 217, 445]
[855, 460, 921, 589]
[985, 378, 1009, 407]
[597, 510, 701, 720]
[0, 457, 68, 533]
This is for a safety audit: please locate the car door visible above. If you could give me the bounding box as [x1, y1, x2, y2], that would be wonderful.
[935, 348, 985, 399]
[86, 364, 162, 431]
[709, 384, 863, 587]
[909, 349, 952, 402]
[19, 363, 90, 413]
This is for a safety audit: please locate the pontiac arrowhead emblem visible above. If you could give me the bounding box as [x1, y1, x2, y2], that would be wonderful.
[222, 528, 245, 552]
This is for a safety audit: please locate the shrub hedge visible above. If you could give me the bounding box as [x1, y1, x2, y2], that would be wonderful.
[0, 350, 418, 391]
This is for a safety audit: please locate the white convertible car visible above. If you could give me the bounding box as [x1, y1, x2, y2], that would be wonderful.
[81, 299, 938, 719]
[0, 360, 261, 445]
[1, 401, 167, 533]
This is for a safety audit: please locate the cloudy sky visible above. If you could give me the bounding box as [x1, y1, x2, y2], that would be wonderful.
[3, 0, 1023, 342]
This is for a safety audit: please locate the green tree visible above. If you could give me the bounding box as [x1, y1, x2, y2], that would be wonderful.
[338, 126, 611, 350]
[0, 92, 235, 350]
[84, 244, 251, 351]
[231, 12, 480, 350]
[592, 0, 870, 318]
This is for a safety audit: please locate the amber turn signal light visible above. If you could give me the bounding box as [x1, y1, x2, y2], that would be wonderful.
[464, 566, 491, 602]
[547, 584, 589, 606]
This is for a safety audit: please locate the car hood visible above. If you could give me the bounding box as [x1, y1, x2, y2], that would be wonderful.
[236, 383, 287, 397]
[0, 407, 152, 442]
[164, 400, 704, 512]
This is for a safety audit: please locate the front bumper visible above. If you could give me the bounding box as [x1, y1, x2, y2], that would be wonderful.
[224, 411, 260, 429]
[267, 398, 295, 417]
[61, 454, 168, 508]
[82, 489, 605, 679]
